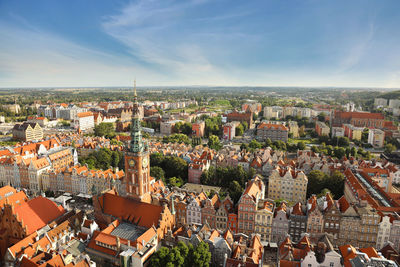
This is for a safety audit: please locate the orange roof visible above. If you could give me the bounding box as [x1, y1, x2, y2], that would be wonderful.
[339, 245, 358, 267]
[291, 202, 304, 216]
[14, 196, 65, 235]
[99, 192, 164, 228]
[0, 190, 28, 209]
[77, 112, 93, 118]
[258, 122, 288, 131]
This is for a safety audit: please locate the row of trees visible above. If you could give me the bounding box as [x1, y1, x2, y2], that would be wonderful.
[200, 165, 257, 204]
[79, 148, 124, 170]
[151, 241, 211, 267]
[150, 153, 188, 187]
[311, 144, 373, 160]
[163, 134, 191, 145]
[306, 170, 345, 198]
[240, 138, 306, 152]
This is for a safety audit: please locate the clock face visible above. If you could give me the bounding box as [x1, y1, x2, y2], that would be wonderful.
[142, 157, 148, 168]
[129, 159, 135, 167]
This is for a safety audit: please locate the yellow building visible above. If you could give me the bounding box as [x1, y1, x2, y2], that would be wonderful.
[255, 199, 274, 242]
[268, 166, 308, 203]
[12, 122, 43, 141]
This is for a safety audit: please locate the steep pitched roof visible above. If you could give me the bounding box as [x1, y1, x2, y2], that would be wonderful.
[99, 192, 164, 228]
[14, 196, 65, 235]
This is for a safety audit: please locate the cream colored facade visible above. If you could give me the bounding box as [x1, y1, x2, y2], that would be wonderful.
[255, 200, 274, 242]
[267, 166, 308, 203]
[288, 121, 299, 138]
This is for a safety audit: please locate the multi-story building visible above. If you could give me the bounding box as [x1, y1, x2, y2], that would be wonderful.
[263, 106, 283, 119]
[374, 98, 388, 107]
[215, 196, 234, 231]
[377, 216, 392, 250]
[389, 99, 400, 109]
[343, 124, 363, 140]
[306, 195, 324, 242]
[256, 122, 288, 142]
[322, 192, 341, 244]
[222, 122, 237, 141]
[188, 159, 210, 184]
[333, 111, 385, 128]
[288, 121, 299, 138]
[242, 102, 262, 113]
[368, 128, 385, 147]
[332, 126, 345, 137]
[12, 122, 43, 141]
[315, 121, 330, 136]
[390, 220, 400, 252]
[267, 166, 308, 203]
[75, 112, 95, 131]
[271, 202, 289, 244]
[226, 111, 253, 128]
[237, 176, 264, 235]
[192, 121, 205, 137]
[160, 120, 181, 135]
[255, 199, 274, 242]
[288, 202, 307, 242]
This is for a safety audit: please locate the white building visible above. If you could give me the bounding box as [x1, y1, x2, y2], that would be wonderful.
[376, 216, 392, 250]
[75, 112, 95, 131]
[368, 129, 385, 148]
[389, 99, 400, 109]
[186, 197, 202, 225]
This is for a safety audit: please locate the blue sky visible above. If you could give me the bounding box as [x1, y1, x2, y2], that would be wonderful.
[1, 0, 400, 87]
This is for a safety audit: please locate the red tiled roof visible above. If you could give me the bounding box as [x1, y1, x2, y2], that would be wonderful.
[14, 196, 65, 235]
[99, 193, 164, 228]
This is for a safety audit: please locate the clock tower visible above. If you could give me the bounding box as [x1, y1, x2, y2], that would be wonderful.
[124, 80, 152, 202]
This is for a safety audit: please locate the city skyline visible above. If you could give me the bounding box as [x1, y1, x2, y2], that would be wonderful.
[1, 0, 400, 88]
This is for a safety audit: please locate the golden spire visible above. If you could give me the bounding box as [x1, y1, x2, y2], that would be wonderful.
[134, 79, 137, 97]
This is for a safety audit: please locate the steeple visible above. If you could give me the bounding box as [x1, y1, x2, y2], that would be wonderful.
[130, 80, 144, 153]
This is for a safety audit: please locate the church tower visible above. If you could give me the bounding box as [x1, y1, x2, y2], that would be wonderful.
[124, 80, 152, 202]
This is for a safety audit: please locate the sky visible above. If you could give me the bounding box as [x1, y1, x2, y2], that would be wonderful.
[1, 0, 400, 88]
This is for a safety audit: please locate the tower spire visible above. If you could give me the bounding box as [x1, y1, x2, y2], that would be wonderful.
[134, 79, 137, 98]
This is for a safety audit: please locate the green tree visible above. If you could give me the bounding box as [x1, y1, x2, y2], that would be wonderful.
[333, 147, 346, 159]
[163, 156, 188, 180]
[385, 143, 396, 154]
[327, 171, 345, 198]
[151, 247, 170, 267]
[94, 122, 115, 138]
[208, 135, 222, 150]
[236, 123, 244, 136]
[150, 153, 165, 167]
[150, 166, 166, 182]
[248, 139, 262, 150]
[297, 141, 306, 150]
[307, 170, 328, 198]
[191, 241, 211, 267]
[169, 176, 184, 187]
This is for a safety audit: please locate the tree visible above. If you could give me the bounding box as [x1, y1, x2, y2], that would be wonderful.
[307, 170, 328, 198]
[208, 135, 222, 150]
[297, 141, 306, 150]
[163, 134, 190, 145]
[151, 153, 165, 167]
[333, 147, 346, 159]
[317, 112, 326, 122]
[248, 139, 262, 150]
[151, 247, 170, 267]
[385, 143, 396, 154]
[191, 241, 211, 267]
[163, 156, 188, 181]
[236, 123, 244, 136]
[327, 171, 345, 198]
[94, 122, 115, 138]
[150, 166, 166, 182]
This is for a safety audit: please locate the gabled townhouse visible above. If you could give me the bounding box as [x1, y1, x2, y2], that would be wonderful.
[306, 195, 324, 242]
[237, 176, 265, 235]
[202, 193, 221, 228]
[255, 199, 274, 242]
[271, 202, 289, 244]
[289, 202, 307, 243]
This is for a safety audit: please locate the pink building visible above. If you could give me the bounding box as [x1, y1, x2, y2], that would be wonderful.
[188, 159, 210, 184]
[223, 123, 236, 140]
[192, 121, 205, 137]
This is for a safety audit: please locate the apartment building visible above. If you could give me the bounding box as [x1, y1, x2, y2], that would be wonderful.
[256, 122, 288, 142]
[75, 112, 95, 131]
[267, 166, 308, 203]
[368, 128, 385, 147]
[12, 122, 43, 141]
[315, 121, 330, 136]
